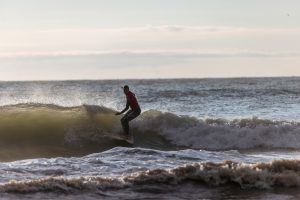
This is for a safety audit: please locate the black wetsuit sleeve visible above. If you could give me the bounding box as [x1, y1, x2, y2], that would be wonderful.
[119, 99, 130, 114]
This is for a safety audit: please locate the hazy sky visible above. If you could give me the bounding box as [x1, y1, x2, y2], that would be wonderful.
[0, 0, 299, 80]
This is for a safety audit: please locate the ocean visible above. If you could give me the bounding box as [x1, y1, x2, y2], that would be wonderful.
[0, 77, 300, 199]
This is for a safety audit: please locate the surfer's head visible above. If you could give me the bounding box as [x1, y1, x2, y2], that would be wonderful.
[123, 85, 129, 94]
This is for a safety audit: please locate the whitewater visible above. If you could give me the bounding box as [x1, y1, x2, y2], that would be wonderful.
[1, 77, 300, 199]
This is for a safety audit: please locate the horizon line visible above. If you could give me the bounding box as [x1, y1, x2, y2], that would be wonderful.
[0, 75, 299, 82]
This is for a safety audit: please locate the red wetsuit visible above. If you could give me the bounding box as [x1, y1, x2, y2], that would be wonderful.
[126, 91, 140, 111]
[121, 91, 141, 135]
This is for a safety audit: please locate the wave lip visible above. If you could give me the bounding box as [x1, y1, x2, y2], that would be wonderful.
[3, 159, 300, 193]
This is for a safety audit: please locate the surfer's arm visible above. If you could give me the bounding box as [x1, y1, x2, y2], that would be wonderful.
[115, 101, 130, 115]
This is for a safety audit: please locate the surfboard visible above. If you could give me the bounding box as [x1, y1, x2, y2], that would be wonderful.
[121, 133, 134, 144]
[97, 129, 134, 144]
[109, 134, 134, 144]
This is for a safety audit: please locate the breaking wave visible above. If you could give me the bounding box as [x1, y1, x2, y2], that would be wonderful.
[3, 159, 300, 193]
[138, 110, 300, 150]
[0, 103, 300, 160]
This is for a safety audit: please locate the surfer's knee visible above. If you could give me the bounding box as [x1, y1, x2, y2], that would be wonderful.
[121, 118, 128, 125]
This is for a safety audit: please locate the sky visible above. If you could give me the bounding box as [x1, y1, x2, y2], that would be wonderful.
[0, 0, 299, 80]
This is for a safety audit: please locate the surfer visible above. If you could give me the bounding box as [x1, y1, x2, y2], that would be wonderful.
[115, 85, 141, 137]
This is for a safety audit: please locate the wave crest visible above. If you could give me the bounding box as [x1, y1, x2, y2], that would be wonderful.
[0, 103, 300, 160]
[135, 110, 300, 150]
[3, 159, 300, 193]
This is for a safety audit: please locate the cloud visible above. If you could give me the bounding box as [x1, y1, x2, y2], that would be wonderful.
[1, 25, 299, 63]
[0, 50, 299, 59]
[32, 25, 300, 34]
[1, 49, 300, 80]
[2, 25, 300, 38]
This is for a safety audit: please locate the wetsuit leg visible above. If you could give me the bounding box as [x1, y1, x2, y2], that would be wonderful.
[121, 111, 132, 135]
[120, 109, 141, 135]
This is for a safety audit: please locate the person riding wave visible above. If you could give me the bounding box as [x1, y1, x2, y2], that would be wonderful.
[115, 85, 141, 137]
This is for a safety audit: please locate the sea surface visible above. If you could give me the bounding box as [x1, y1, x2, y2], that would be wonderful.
[1, 77, 300, 199]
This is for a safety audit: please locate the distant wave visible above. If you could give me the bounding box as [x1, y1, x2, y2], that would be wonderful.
[0, 103, 300, 160]
[3, 159, 300, 193]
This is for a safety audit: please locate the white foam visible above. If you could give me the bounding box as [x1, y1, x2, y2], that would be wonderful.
[135, 110, 300, 150]
[3, 159, 300, 193]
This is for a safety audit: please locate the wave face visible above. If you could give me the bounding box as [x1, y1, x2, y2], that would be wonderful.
[1, 104, 300, 160]
[0, 104, 175, 160]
